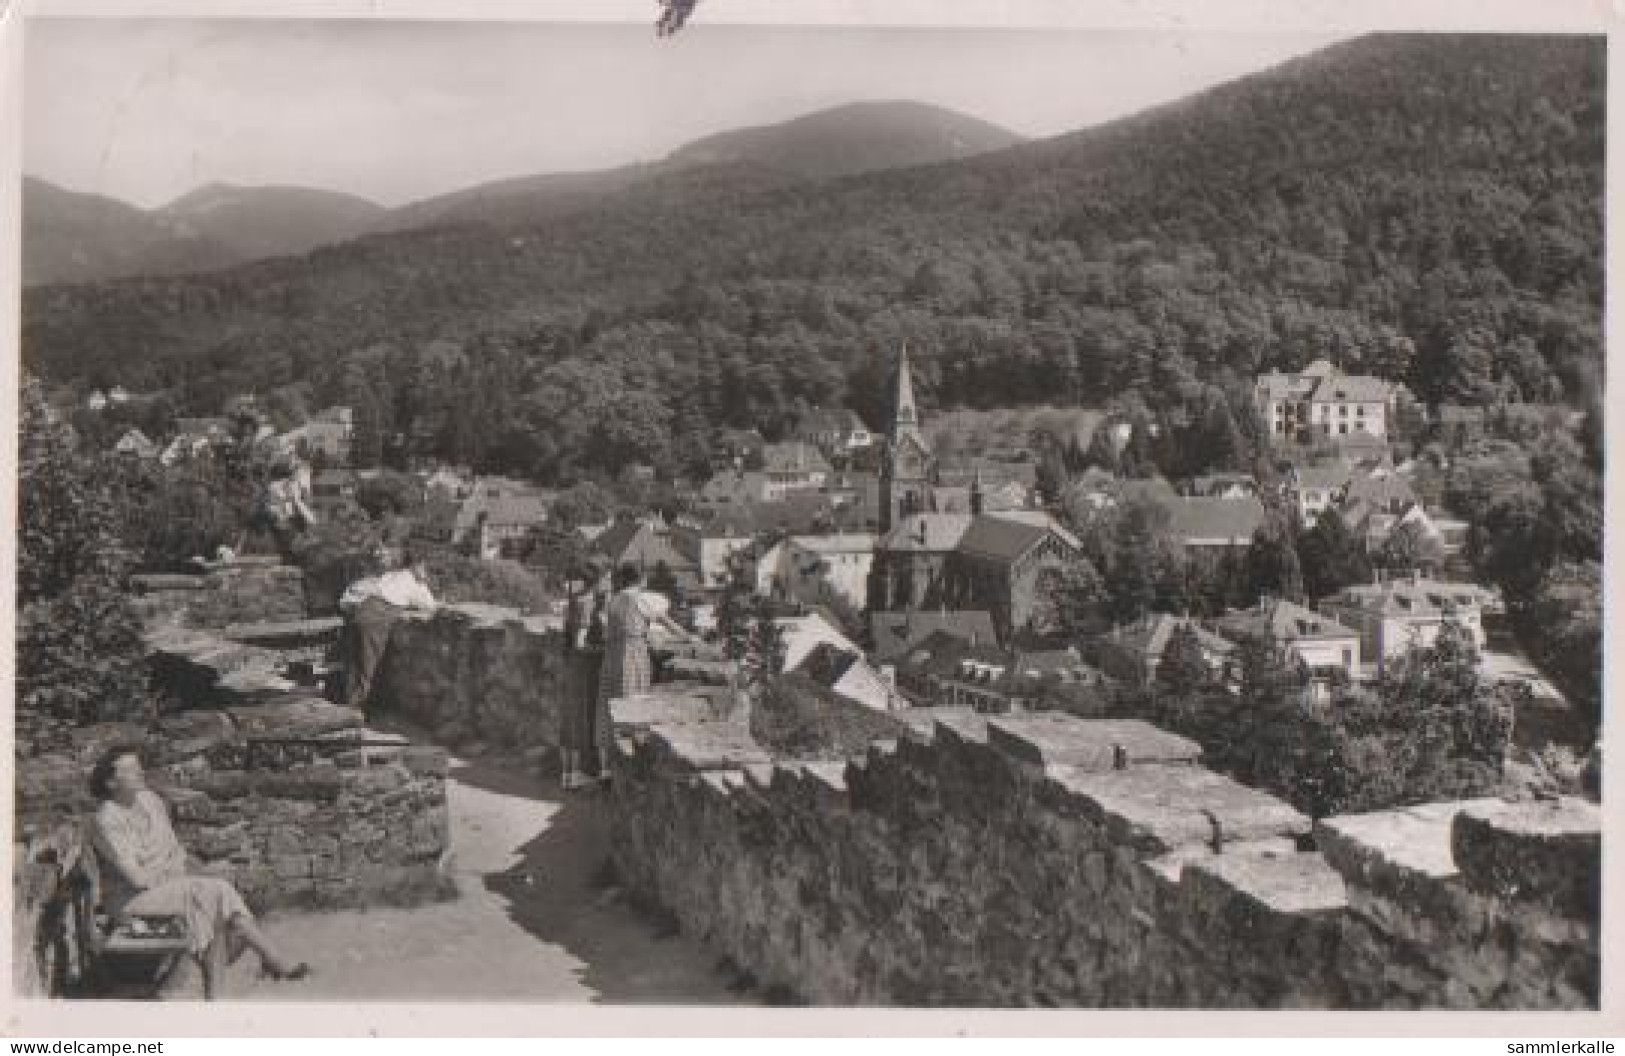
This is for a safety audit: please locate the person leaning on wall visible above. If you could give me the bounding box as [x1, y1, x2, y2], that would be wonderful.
[336, 548, 438, 721]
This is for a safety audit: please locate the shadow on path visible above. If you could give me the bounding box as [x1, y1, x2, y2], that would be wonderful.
[445, 753, 746, 1005]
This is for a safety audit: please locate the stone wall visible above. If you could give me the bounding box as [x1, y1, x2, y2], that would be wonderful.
[16, 706, 450, 914]
[369, 603, 568, 748]
[130, 560, 309, 630]
[605, 695, 1600, 1009]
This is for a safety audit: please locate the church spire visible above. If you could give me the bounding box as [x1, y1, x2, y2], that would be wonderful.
[893, 343, 920, 436]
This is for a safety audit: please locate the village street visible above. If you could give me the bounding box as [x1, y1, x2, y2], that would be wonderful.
[221, 743, 745, 1004]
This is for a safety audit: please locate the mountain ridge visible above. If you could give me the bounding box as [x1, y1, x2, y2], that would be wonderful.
[24, 99, 1024, 283]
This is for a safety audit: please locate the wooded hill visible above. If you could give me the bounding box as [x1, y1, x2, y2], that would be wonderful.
[23, 33, 1603, 486]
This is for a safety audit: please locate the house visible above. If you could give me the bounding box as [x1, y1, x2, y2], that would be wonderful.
[870, 609, 998, 665]
[1319, 575, 1498, 675]
[161, 417, 235, 465]
[283, 409, 354, 467]
[791, 642, 899, 713]
[943, 511, 1083, 642]
[669, 509, 760, 595]
[85, 390, 109, 412]
[424, 466, 475, 502]
[1287, 462, 1353, 526]
[1158, 496, 1268, 551]
[310, 469, 359, 511]
[896, 633, 1106, 714]
[1186, 473, 1258, 500]
[452, 477, 554, 559]
[698, 468, 765, 508]
[112, 428, 158, 460]
[759, 442, 832, 499]
[761, 534, 876, 611]
[1339, 466, 1417, 516]
[795, 408, 875, 456]
[775, 612, 864, 672]
[410, 496, 463, 547]
[1096, 614, 1239, 689]
[1256, 360, 1394, 444]
[470, 491, 553, 560]
[938, 460, 1040, 511]
[1212, 597, 1362, 684]
[1066, 467, 1124, 512]
[589, 516, 700, 591]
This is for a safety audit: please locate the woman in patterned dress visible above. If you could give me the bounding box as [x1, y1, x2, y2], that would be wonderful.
[594, 563, 684, 784]
[89, 746, 310, 998]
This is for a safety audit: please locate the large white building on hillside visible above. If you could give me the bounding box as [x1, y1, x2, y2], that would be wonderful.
[1256, 359, 1394, 445]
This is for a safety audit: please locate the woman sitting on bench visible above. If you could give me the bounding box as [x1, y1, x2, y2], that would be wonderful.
[90, 746, 312, 999]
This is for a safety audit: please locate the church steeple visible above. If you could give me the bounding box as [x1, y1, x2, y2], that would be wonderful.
[893, 343, 921, 438]
[880, 344, 933, 536]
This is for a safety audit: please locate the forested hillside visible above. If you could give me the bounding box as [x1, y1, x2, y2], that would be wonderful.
[23, 34, 1603, 486]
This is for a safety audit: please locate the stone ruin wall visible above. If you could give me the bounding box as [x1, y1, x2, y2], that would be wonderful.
[15, 563, 451, 996]
[370, 604, 567, 750]
[605, 694, 1600, 1009]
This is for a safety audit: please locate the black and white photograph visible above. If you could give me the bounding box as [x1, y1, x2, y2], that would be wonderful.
[8, 0, 1610, 1027]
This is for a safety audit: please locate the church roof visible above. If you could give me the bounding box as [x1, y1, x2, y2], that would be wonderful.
[879, 512, 973, 553]
[954, 512, 1082, 563]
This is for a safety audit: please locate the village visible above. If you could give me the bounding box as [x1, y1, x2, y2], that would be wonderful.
[70, 350, 1576, 742]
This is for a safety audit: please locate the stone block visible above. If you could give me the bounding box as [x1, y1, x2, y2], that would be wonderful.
[1184, 850, 1349, 920]
[928, 711, 990, 747]
[1047, 763, 1309, 855]
[186, 770, 253, 800]
[271, 854, 313, 880]
[649, 722, 771, 773]
[1450, 798, 1600, 920]
[989, 715, 1201, 770]
[229, 698, 363, 739]
[611, 690, 719, 731]
[250, 764, 343, 802]
[160, 787, 218, 824]
[1316, 799, 1503, 901]
[190, 821, 248, 860]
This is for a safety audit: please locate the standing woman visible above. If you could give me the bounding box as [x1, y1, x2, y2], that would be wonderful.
[594, 563, 685, 785]
[559, 586, 606, 790]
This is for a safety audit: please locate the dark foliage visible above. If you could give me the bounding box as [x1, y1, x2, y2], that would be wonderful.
[21, 36, 1601, 490]
[17, 378, 153, 740]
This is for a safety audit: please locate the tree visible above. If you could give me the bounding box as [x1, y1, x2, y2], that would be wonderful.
[1244, 521, 1305, 603]
[355, 470, 425, 520]
[1297, 508, 1373, 598]
[1376, 519, 1444, 575]
[1156, 623, 1212, 704]
[1030, 559, 1110, 639]
[522, 522, 599, 595]
[17, 378, 152, 741]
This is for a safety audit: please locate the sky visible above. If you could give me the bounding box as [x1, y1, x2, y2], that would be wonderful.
[24, 19, 1349, 209]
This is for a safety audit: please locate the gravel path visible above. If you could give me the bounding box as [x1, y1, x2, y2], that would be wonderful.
[219, 747, 745, 1004]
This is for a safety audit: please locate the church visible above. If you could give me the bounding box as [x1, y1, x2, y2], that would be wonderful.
[868, 347, 1082, 644]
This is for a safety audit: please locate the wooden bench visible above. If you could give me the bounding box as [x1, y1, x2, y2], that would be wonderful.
[63, 826, 195, 999]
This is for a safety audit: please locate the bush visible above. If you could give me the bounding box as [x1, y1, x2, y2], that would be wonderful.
[749, 673, 905, 760]
[418, 549, 555, 613]
[18, 377, 153, 742]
